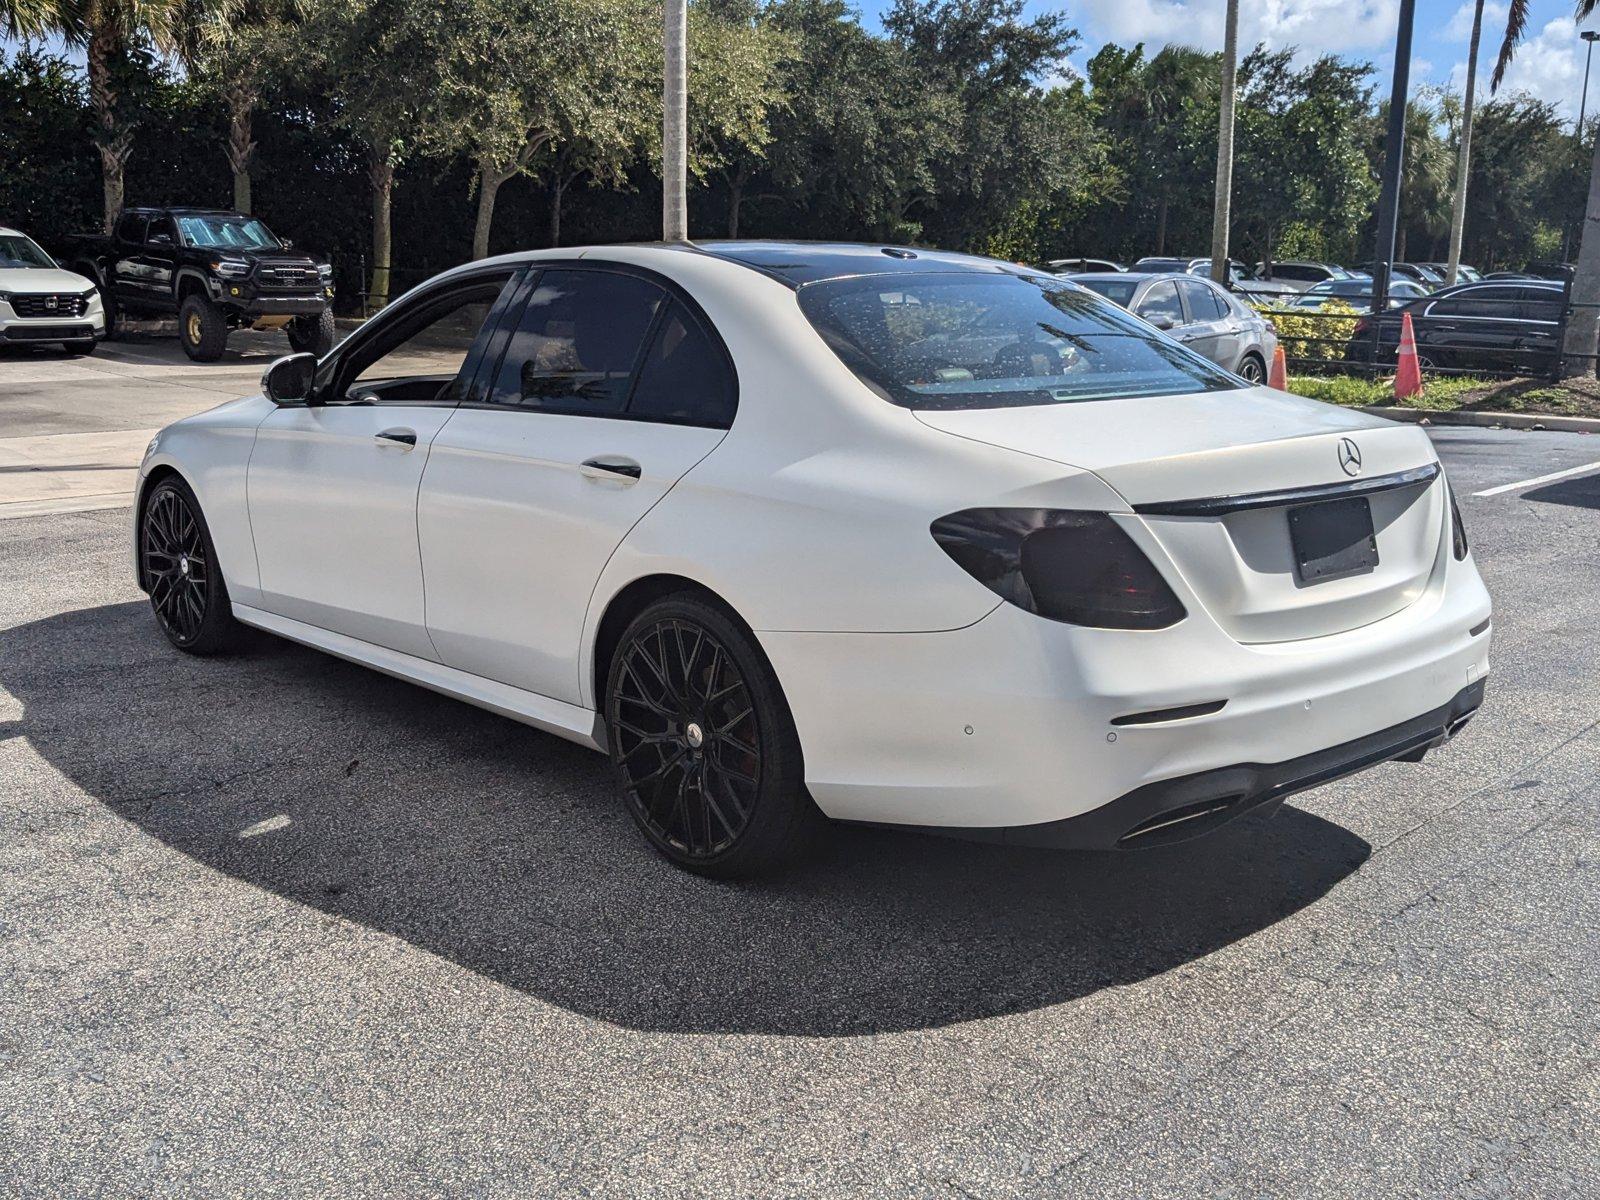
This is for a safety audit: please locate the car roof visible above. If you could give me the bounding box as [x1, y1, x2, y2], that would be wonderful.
[124, 206, 241, 216]
[0, 225, 26, 237]
[1082, 270, 1208, 285]
[692, 240, 1027, 287]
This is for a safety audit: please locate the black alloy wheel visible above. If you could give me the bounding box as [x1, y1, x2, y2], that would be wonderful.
[605, 595, 820, 876]
[140, 479, 242, 654]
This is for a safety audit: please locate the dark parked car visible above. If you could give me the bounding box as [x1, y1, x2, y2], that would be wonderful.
[59, 207, 335, 361]
[1345, 281, 1566, 374]
[1073, 271, 1279, 383]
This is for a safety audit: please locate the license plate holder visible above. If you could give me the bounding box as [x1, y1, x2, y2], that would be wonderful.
[1288, 496, 1379, 584]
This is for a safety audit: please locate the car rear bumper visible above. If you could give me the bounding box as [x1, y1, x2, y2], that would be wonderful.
[759, 544, 1492, 838]
[913, 678, 1485, 850]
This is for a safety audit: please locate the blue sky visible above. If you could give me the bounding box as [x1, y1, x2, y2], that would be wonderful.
[863, 0, 1600, 117]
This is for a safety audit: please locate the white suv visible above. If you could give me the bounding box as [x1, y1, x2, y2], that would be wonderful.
[0, 226, 105, 354]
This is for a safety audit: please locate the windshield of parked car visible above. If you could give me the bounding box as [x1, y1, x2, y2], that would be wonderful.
[798, 272, 1240, 410]
[176, 215, 281, 251]
[0, 233, 56, 269]
[1072, 277, 1140, 306]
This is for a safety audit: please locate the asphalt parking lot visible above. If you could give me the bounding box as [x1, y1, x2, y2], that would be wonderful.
[1, 339, 1597, 1197]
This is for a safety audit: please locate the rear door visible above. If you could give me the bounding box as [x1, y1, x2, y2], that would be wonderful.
[1513, 286, 1564, 374]
[1419, 286, 1522, 370]
[418, 264, 735, 704]
[247, 268, 519, 657]
[1176, 279, 1234, 367]
[109, 212, 147, 307]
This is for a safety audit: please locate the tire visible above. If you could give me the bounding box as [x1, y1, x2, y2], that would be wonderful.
[287, 308, 336, 356]
[139, 476, 244, 655]
[179, 294, 228, 362]
[604, 593, 823, 877]
[62, 339, 97, 356]
[1236, 352, 1266, 384]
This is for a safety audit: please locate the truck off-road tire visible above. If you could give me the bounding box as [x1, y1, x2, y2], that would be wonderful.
[179, 294, 229, 362]
[287, 308, 336, 357]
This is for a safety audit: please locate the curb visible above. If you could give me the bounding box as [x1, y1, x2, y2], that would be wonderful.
[1362, 405, 1600, 434]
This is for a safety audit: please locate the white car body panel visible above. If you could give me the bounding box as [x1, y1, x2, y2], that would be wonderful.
[133, 242, 1493, 848]
[249, 404, 459, 660]
[419, 409, 726, 702]
[0, 261, 106, 342]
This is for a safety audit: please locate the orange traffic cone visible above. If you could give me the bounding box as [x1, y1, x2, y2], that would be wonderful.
[1394, 311, 1423, 400]
[1268, 344, 1288, 390]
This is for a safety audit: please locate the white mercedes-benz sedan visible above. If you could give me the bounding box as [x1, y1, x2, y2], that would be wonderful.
[133, 242, 1491, 875]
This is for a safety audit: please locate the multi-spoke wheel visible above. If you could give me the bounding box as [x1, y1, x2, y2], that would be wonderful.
[140, 478, 242, 654]
[604, 594, 820, 876]
[1237, 353, 1266, 384]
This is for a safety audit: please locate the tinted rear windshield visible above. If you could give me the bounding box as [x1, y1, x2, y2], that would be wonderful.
[1073, 277, 1139, 307]
[797, 272, 1239, 410]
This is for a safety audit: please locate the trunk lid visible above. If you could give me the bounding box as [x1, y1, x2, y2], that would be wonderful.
[916, 388, 1447, 643]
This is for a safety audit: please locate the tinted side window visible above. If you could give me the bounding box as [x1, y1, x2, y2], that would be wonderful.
[343, 272, 516, 403]
[1432, 287, 1519, 319]
[1135, 281, 1184, 326]
[1274, 265, 1323, 283]
[1180, 280, 1228, 321]
[493, 269, 664, 414]
[147, 216, 177, 245]
[627, 302, 737, 427]
[115, 213, 147, 243]
[1514, 287, 1563, 323]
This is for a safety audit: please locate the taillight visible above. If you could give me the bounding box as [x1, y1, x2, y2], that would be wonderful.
[1448, 479, 1468, 560]
[930, 508, 1187, 629]
[1352, 316, 1371, 337]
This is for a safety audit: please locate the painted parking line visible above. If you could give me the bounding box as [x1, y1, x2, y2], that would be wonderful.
[1472, 460, 1600, 498]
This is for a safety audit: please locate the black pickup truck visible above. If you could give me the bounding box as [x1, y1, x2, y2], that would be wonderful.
[58, 207, 335, 362]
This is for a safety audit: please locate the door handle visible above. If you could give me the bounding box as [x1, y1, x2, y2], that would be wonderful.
[376, 428, 417, 447]
[581, 456, 642, 481]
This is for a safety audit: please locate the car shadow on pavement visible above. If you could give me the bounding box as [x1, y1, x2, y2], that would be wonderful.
[3, 602, 1372, 1037]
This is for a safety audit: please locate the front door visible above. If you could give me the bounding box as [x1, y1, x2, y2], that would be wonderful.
[419, 265, 735, 704]
[246, 269, 519, 658]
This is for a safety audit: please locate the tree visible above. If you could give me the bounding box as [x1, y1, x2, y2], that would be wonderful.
[402, 0, 656, 259]
[885, 0, 1082, 250]
[1446, 0, 1485, 283]
[298, 0, 432, 307]
[1495, 0, 1600, 376]
[178, 0, 305, 213]
[683, 0, 790, 238]
[758, 0, 957, 243]
[45, 0, 186, 230]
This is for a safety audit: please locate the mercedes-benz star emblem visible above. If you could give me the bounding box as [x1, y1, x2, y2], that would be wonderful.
[1338, 437, 1362, 477]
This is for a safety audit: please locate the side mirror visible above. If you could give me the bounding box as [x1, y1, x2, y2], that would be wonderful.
[1145, 312, 1177, 331]
[280, 238, 294, 250]
[262, 353, 317, 405]
[149, 233, 173, 246]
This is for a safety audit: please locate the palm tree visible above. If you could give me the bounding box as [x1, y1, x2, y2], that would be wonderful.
[1496, 0, 1600, 376]
[43, 0, 185, 231]
[1445, 0, 1485, 285]
[1208, 0, 1239, 284]
[1, 0, 61, 36]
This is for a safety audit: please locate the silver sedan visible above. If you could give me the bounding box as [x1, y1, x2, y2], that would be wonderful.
[1071, 271, 1279, 384]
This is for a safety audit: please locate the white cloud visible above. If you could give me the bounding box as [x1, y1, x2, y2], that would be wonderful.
[1442, 1, 1509, 44]
[1074, 0, 1402, 59]
[1448, 15, 1600, 117]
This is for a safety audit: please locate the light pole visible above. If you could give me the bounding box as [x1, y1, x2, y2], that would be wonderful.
[1371, 0, 1418, 314]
